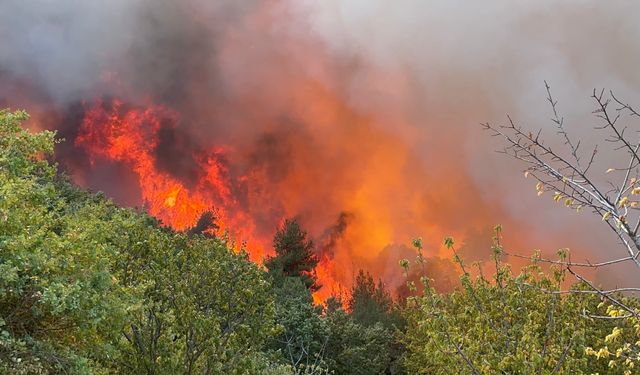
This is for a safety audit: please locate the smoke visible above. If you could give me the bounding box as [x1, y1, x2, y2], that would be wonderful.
[291, 1, 640, 285]
[2, 0, 640, 293]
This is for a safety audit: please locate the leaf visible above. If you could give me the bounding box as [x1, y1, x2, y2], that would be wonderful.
[443, 236, 455, 249]
[619, 196, 629, 208]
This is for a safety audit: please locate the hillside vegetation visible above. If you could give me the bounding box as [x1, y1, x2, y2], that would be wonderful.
[1, 109, 637, 374]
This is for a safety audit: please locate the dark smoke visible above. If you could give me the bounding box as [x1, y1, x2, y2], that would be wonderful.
[319, 212, 354, 257]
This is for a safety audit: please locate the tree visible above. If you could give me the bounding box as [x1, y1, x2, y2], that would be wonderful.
[401, 230, 613, 374]
[265, 219, 320, 292]
[315, 273, 406, 375]
[324, 303, 395, 375]
[0, 110, 132, 373]
[483, 83, 640, 299]
[115, 231, 279, 374]
[483, 84, 640, 371]
[269, 278, 331, 374]
[349, 270, 400, 329]
[264, 220, 329, 374]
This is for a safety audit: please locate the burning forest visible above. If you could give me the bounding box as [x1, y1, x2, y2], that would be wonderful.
[3, 1, 640, 373]
[0, 0, 529, 302]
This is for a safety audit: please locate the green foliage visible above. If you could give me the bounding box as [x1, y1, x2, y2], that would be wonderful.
[264, 220, 332, 373]
[265, 219, 320, 292]
[267, 273, 330, 374]
[114, 230, 278, 374]
[349, 270, 402, 330]
[0, 110, 282, 374]
[264, 217, 405, 374]
[0, 110, 130, 373]
[325, 300, 403, 375]
[309, 272, 407, 375]
[402, 232, 613, 374]
[584, 300, 640, 374]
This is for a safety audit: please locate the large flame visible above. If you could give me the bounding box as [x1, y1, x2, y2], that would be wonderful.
[75, 99, 264, 255]
[74, 98, 350, 301]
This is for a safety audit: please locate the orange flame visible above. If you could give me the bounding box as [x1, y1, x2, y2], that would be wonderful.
[75, 100, 264, 256]
[75, 99, 347, 301]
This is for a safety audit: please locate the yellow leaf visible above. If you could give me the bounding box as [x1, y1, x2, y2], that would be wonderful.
[619, 196, 629, 208]
[605, 327, 622, 343]
[632, 188, 640, 195]
[603, 212, 612, 221]
[607, 168, 616, 173]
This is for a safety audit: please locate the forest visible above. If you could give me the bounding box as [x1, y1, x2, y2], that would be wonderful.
[3, 87, 640, 374]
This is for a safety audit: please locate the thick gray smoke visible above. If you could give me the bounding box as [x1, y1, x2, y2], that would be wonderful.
[2, 0, 640, 290]
[291, 1, 640, 285]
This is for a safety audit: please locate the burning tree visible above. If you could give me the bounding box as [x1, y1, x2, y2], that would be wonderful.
[483, 83, 640, 370]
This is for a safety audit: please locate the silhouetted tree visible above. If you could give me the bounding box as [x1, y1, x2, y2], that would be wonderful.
[187, 210, 219, 236]
[265, 219, 320, 292]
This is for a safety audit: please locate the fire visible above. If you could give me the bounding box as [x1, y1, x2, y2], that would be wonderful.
[69, 71, 474, 304]
[75, 98, 348, 301]
[75, 99, 264, 256]
[1, 0, 548, 305]
[0, 0, 614, 309]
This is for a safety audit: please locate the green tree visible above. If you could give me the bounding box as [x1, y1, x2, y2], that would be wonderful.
[0, 110, 132, 373]
[485, 86, 640, 374]
[349, 270, 402, 330]
[114, 231, 279, 374]
[265, 220, 330, 374]
[318, 272, 405, 375]
[269, 278, 330, 374]
[325, 299, 400, 375]
[265, 219, 320, 292]
[401, 232, 613, 374]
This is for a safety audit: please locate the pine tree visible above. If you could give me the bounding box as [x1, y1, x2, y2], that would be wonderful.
[265, 218, 320, 292]
[349, 270, 396, 328]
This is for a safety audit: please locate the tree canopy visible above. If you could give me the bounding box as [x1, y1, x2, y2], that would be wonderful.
[265, 219, 320, 292]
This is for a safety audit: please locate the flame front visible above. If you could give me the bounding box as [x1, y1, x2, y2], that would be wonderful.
[76, 100, 263, 256]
